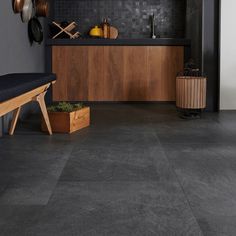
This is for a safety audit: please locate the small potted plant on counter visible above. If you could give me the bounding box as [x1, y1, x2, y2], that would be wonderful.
[42, 102, 90, 133]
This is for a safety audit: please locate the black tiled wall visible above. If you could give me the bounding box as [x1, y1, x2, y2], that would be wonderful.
[54, 0, 186, 38]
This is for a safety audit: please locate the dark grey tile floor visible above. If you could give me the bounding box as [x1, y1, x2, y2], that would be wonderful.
[0, 104, 236, 236]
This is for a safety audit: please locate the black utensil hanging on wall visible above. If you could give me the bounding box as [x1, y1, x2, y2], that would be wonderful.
[28, 17, 43, 44]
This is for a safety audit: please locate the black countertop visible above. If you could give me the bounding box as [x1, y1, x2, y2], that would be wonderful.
[46, 38, 191, 46]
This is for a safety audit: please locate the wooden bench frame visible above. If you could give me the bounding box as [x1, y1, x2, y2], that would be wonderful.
[0, 82, 55, 135]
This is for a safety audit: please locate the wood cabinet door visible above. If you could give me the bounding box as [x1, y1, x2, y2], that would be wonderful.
[123, 47, 148, 101]
[147, 46, 162, 101]
[87, 46, 105, 101]
[161, 46, 184, 101]
[52, 46, 89, 101]
[52, 46, 68, 101]
[68, 46, 89, 101]
[88, 46, 125, 101]
[147, 46, 184, 101]
[103, 46, 125, 101]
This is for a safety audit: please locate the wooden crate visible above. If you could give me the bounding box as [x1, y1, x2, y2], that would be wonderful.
[42, 107, 90, 133]
[176, 76, 207, 109]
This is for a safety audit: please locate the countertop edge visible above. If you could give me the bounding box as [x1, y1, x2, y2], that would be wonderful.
[46, 38, 191, 46]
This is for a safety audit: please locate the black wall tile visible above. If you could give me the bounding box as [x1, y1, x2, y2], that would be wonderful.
[53, 0, 186, 38]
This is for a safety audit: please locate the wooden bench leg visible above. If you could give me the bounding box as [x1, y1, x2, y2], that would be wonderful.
[36, 92, 52, 135]
[9, 107, 21, 135]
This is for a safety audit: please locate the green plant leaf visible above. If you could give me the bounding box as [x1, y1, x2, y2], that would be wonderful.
[47, 102, 84, 112]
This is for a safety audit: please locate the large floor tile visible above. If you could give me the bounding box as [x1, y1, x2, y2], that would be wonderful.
[0, 180, 57, 205]
[214, 111, 236, 134]
[202, 231, 229, 236]
[0, 205, 43, 235]
[60, 145, 172, 182]
[163, 143, 236, 235]
[73, 131, 161, 150]
[0, 143, 73, 205]
[28, 181, 203, 236]
[0, 133, 75, 151]
[155, 119, 235, 144]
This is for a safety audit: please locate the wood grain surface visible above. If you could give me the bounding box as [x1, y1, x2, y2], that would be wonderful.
[52, 46, 184, 101]
[42, 107, 90, 133]
[176, 77, 207, 109]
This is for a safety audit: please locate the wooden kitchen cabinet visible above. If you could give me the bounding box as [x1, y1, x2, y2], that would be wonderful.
[52, 45, 184, 101]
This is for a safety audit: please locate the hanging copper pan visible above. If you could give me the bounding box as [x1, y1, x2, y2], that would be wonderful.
[13, 0, 25, 13]
[35, 0, 49, 17]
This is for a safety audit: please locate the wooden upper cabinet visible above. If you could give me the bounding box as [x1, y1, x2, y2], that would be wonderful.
[52, 45, 184, 102]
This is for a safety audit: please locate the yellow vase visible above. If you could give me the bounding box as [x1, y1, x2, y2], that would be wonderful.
[89, 26, 103, 37]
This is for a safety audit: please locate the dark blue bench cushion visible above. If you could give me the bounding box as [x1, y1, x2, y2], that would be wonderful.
[0, 73, 56, 102]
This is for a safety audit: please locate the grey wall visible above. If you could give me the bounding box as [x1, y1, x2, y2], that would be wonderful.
[53, 0, 186, 38]
[0, 1, 45, 135]
[220, 0, 236, 109]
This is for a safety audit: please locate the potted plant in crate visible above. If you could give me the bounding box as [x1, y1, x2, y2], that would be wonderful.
[42, 102, 90, 133]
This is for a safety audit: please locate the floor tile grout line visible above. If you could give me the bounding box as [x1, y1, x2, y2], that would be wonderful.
[153, 132, 205, 236]
[45, 145, 76, 206]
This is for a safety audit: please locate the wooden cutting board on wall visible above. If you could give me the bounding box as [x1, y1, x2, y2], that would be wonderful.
[109, 26, 119, 39]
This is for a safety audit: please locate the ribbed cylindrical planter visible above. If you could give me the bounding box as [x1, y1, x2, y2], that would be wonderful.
[176, 76, 207, 109]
